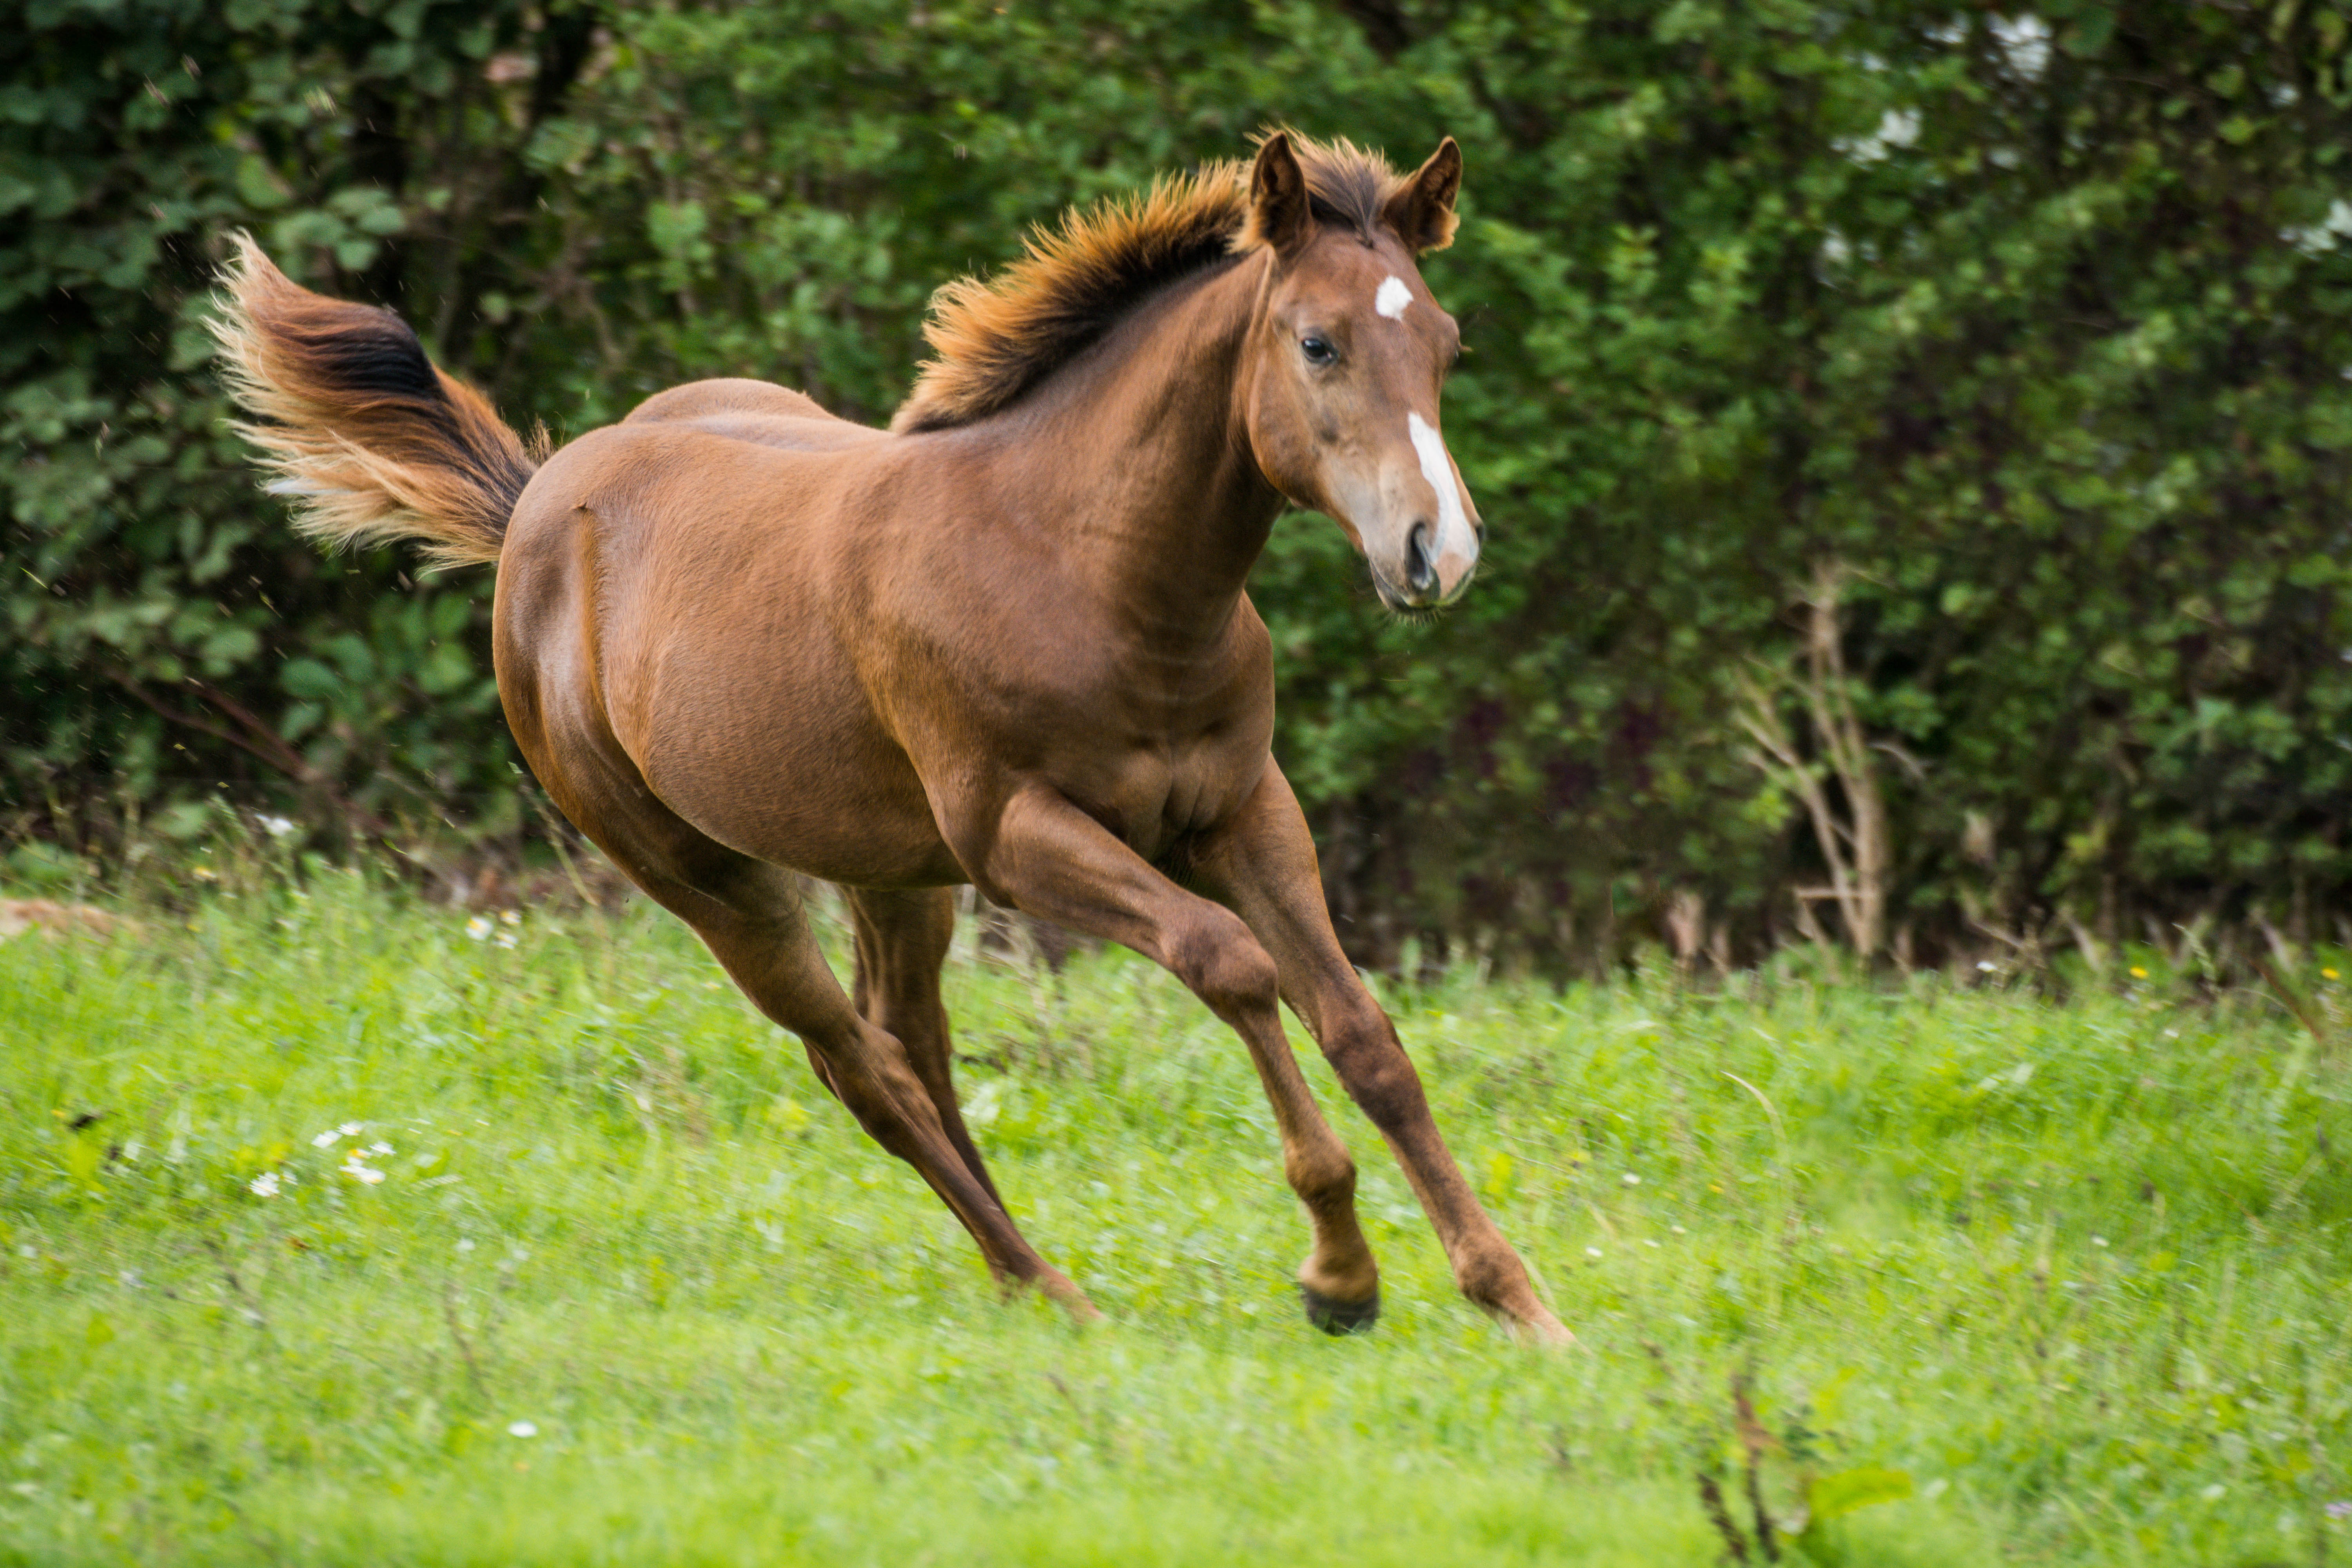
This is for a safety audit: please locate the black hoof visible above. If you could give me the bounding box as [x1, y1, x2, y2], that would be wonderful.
[1299, 1282, 1380, 1336]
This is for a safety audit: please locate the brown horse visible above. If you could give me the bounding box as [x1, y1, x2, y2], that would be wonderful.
[218, 131, 1569, 1343]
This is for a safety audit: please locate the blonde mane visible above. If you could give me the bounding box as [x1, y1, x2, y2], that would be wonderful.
[891, 135, 1425, 434]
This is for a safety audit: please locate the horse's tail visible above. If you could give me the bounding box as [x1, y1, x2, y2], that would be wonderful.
[212, 234, 543, 570]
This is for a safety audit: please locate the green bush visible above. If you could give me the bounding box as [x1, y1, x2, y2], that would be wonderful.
[10, 0, 2352, 968]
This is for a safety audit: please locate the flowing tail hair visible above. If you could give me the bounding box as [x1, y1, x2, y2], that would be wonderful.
[211, 234, 544, 570]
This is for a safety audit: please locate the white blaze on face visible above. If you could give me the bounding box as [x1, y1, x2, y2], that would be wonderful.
[1374, 275, 1413, 320]
[1406, 412, 1474, 561]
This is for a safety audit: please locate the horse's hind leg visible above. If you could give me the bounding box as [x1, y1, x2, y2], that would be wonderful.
[844, 886, 1006, 1209]
[545, 771, 1090, 1315]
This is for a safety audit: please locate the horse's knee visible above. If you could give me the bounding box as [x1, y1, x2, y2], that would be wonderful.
[1167, 907, 1279, 1019]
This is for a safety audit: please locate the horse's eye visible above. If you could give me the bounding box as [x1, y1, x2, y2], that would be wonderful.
[1300, 335, 1336, 366]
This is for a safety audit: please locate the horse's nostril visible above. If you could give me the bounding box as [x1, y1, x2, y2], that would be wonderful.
[1406, 523, 1436, 594]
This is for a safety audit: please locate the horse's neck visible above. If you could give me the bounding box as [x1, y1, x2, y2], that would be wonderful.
[994, 256, 1281, 645]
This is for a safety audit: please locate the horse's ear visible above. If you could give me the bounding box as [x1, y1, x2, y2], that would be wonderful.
[1247, 132, 1315, 259]
[1383, 137, 1463, 253]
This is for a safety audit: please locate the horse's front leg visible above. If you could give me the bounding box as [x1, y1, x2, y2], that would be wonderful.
[1191, 762, 1573, 1346]
[969, 786, 1383, 1332]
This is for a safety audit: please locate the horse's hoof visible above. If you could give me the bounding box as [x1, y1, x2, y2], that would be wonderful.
[1299, 1281, 1380, 1336]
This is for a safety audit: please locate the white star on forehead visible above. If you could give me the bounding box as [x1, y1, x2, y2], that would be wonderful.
[1374, 276, 1412, 320]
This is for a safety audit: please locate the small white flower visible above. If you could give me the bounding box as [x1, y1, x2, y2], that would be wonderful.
[367, 1141, 393, 1156]
[249, 1171, 281, 1198]
[1977, 960, 1998, 973]
[500, 909, 521, 926]
[457, 1238, 475, 1252]
[1585, 1246, 1604, 1259]
[341, 1153, 386, 1185]
[508, 1420, 538, 1438]
[256, 814, 296, 838]
[1622, 1173, 1641, 1187]
[466, 916, 492, 941]
[2091, 1235, 2109, 1248]
[495, 930, 518, 949]
[1670, 1224, 1688, 1235]
[339, 1122, 363, 1136]
[311, 1130, 341, 1148]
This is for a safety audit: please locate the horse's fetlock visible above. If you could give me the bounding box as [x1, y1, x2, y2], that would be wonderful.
[1453, 1248, 1529, 1310]
[1284, 1144, 1357, 1207]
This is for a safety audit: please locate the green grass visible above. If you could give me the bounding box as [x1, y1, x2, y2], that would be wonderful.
[3, 861, 2348, 1565]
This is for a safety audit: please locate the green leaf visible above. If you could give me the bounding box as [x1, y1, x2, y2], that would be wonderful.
[236, 153, 291, 210]
[281, 659, 340, 701]
[1803, 1466, 1914, 1528]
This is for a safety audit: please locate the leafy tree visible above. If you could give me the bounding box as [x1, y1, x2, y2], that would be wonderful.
[10, 0, 2352, 970]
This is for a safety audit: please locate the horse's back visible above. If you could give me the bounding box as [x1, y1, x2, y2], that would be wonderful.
[622, 377, 889, 456]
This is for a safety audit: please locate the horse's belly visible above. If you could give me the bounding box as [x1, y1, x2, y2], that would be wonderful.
[628, 665, 963, 889]
[650, 751, 960, 889]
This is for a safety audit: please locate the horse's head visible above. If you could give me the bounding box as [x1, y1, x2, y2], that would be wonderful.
[1240, 133, 1480, 612]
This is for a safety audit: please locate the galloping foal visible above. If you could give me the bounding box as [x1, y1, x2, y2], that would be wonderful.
[219, 131, 1569, 1343]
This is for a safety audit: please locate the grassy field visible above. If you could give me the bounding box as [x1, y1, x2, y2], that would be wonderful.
[3, 855, 2348, 1566]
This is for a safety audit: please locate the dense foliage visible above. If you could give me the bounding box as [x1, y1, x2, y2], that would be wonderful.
[10, 0, 2352, 969]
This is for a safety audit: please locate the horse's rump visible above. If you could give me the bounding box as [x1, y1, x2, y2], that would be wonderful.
[624, 378, 891, 456]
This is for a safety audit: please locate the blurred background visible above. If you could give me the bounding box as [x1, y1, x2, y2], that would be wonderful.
[8, 0, 2352, 977]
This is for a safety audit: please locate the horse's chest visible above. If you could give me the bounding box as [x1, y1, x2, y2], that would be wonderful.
[1084, 722, 1262, 858]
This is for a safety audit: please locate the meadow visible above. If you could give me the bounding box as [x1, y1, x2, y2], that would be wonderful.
[3, 853, 2347, 1566]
